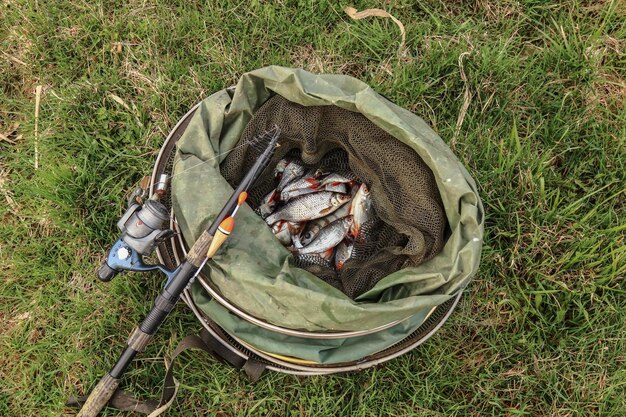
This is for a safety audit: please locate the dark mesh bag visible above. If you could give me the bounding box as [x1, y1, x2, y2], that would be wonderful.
[221, 95, 447, 298]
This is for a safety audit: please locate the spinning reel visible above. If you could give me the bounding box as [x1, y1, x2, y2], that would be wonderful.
[96, 174, 178, 283]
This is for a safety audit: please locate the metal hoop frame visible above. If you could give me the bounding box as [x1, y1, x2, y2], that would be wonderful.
[150, 98, 463, 374]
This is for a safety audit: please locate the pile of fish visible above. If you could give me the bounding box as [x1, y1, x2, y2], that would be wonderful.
[259, 158, 373, 271]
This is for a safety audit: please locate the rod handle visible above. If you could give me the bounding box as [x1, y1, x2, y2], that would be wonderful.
[76, 373, 120, 417]
[186, 231, 214, 267]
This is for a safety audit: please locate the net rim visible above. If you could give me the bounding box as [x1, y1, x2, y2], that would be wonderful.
[151, 98, 463, 373]
[152, 95, 464, 343]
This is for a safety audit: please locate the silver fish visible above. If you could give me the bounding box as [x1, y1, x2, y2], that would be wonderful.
[281, 169, 343, 202]
[335, 240, 354, 270]
[323, 182, 348, 194]
[273, 159, 290, 179]
[281, 168, 325, 189]
[272, 221, 303, 246]
[295, 216, 353, 255]
[350, 183, 372, 238]
[296, 203, 352, 247]
[281, 186, 319, 202]
[276, 160, 305, 191]
[258, 189, 279, 218]
[280, 175, 321, 201]
[281, 182, 348, 203]
[294, 204, 350, 246]
[265, 192, 351, 225]
[320, 173, 352, 186]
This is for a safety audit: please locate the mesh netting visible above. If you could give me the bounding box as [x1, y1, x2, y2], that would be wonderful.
[220, 95, 446, 298]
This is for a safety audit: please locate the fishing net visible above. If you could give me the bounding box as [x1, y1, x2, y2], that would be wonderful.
[220, 95, 446, 298]
[172, 66, 483, 336]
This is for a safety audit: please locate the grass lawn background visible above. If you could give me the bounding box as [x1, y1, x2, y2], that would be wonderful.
[1, 1, 624, 416]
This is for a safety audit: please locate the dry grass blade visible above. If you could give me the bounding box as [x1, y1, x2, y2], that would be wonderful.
[344, 6, 408, 59]
[34, 85, 42, 170]
[2, 51, 27, 66]
[0, 169, 20, 214]
[107, 93, 131, 111]
[453, 51, 472, 147]
[0, 132, 16, 144]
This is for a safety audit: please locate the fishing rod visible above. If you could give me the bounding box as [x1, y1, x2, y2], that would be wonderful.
[77, 126, 281, 417]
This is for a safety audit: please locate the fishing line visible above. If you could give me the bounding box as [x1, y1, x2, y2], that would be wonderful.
[167, 139, 260, 181]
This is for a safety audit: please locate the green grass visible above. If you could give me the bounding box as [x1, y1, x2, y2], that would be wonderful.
[1, 0, 624, 416]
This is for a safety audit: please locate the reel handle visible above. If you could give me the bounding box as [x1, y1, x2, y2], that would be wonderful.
[96, 261, 118, 282]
